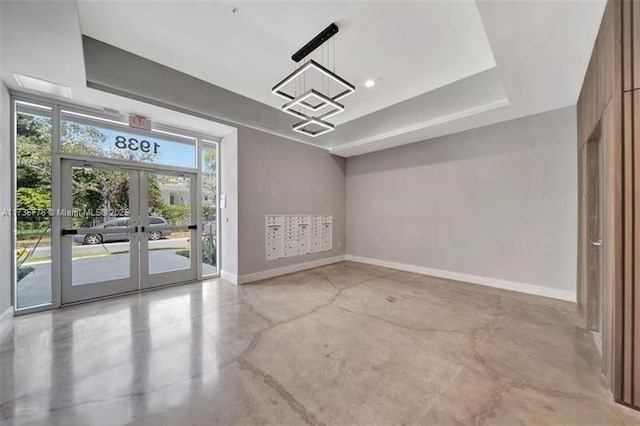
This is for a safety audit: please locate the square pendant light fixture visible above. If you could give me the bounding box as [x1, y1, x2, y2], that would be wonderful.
[272, 60, 355, 106]
[272, 23, 355, 137]
[283, 89, 344, 113]
[293, 117, 335, 137]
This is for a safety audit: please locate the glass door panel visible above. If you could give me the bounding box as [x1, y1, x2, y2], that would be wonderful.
[61, 160, 139, 303]
[60, 163, 198, 302]
[140, 171, 197, 288]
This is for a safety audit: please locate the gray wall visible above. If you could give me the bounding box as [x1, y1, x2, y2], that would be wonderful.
[0, 0, 12, 315]
[220, 131, 239, 277]
[238, 127, 346, 276]
[346, 106, 577, 293]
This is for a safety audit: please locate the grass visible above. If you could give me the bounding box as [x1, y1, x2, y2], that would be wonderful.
[176, 249, 190, 258]
[23, 251, 118, 264]
[177, 249, 217, 267]
[17, 238, 52, 249]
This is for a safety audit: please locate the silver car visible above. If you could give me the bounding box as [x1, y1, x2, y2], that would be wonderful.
[73, 217, 172, 245]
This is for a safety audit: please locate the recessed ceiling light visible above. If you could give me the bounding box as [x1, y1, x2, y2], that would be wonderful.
[13, 73, 72, 99]
[364, 79, 376, 88]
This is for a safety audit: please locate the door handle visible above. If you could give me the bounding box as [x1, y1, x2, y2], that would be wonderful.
[591, 239, 603, 247]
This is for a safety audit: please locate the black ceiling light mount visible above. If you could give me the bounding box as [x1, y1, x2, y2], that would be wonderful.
[292, 23, 339, 63]
[272, 22, 355, 137]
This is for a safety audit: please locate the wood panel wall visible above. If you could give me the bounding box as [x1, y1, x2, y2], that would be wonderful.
[622, 0, 640, 407]
[578, 0, 621, 397]
[578, 0, 640, 409]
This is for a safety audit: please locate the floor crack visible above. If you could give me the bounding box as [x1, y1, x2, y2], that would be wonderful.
[333, 305, 468, 335]
[238, 358, 326, 426]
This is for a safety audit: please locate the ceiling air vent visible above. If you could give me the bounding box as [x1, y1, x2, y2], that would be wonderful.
[13, 73, 72, 99]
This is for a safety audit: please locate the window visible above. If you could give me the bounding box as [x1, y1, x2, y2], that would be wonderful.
[200, 143, 218, 277]
[15, 101, 53, 309]
[60, 111, 197, 169]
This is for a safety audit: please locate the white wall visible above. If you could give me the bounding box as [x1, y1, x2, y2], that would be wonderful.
[238, 126, 346, 278]
[0, 2, 14, 318]
[221, 130, 239, 280]
[346, 106, 578, 300]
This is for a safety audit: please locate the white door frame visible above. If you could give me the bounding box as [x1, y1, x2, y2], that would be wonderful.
[60, 159, 199, 304]
[60, 159, 141, 304]
[139, 169, 198, 289]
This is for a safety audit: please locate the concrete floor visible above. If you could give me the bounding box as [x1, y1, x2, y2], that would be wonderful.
[1, 261, 638, 425]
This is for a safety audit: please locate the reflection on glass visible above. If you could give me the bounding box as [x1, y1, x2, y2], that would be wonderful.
[71, 166, 131, 286]
[201, 145, 218, 276]
[148, 173, 192, 275]
[16, 102, 53, 308]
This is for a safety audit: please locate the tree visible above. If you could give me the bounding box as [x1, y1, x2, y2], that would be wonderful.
[16, 114, 137, 227]
[16, 187, 50, 221]
[16, 115, 52, 192]
[16, 113, 182, 229]
[148, 175, 164, 210]
[61, 121, 130, 223]
[156, 205, 190, 226]
[16, 115, 52, 233]
[71, 167, 131, 227]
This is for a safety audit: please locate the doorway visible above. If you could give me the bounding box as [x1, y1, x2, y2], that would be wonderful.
[584, 128, 604, 344]
[60, 160, 199, 303]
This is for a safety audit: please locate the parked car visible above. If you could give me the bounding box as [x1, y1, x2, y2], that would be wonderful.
[73, 217, 172, 245]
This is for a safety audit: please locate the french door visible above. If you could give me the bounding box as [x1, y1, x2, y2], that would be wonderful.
[60, 159, 197, 304]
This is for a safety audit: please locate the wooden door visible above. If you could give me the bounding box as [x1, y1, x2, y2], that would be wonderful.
[586, 132, 604, 334]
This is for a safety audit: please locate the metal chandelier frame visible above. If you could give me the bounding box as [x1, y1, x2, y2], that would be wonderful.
[271, 24, 355, 137]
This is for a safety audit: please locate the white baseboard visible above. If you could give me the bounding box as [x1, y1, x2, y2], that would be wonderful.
[220, 270, 239, 285]
[0, 306, 13, 336]
[346, 255, 577, 302]
[239, 255, 346, 284]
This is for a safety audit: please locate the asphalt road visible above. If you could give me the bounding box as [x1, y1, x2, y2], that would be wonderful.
[26, 237, 191, 258]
